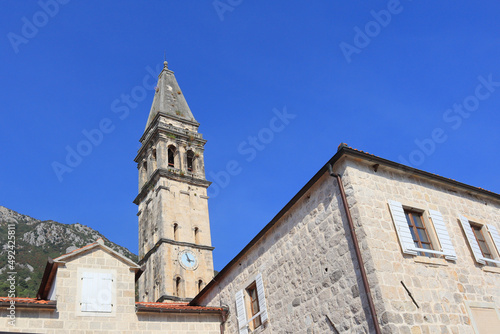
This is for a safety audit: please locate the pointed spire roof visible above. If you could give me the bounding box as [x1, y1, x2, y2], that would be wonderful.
[145, 61, 197, 130]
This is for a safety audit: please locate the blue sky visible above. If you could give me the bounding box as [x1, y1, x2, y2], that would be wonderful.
[1, 1, 499, 271]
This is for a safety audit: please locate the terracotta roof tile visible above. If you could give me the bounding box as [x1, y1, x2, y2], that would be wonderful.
[0, 297, 54, 304]
[53, 242, 97, 260]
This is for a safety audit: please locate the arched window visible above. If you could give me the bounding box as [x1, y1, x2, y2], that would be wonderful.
[173, 223, 179, 241]
[168, 146, 176, 167]
[187, 151, 195, 172]
[151, 149, 157, 170]
[197, 279, 204, 294]
[142, 160, 148, 172]
[194, 227, 200, 245]
[175, 277, 182, 297]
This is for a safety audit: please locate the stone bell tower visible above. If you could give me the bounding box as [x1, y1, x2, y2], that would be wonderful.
[134, 61, 214, 302]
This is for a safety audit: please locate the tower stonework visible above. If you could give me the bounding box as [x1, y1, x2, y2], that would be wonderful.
[134, 61, 214, 303]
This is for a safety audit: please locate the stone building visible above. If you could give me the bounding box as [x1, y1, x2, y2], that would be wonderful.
[0, 239, 223, 333]
[2, 62, 500, 333]
[189, 144, 500, 334]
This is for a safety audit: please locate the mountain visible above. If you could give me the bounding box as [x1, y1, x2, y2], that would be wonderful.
[0, 206, 137, 298]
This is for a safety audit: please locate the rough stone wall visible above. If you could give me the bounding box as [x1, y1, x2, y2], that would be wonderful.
[138, 178, 214, 302]
[137, 112, 213, 302]
[343, 157, 500, 334]
[0, 248, 220, 333]
[198, 172, 375, 333]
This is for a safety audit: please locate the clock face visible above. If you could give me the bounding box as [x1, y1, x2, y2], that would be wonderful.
[179, 250, 198, 270]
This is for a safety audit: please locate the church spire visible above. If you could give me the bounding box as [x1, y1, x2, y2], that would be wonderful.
[135, 61, 214, 303]
[145, 61, 197, 131]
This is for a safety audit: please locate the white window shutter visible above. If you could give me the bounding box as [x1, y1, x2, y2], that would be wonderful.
[81, 272, 98, 312]
[97, 273, 113, 313]
[388, 200, 417, 255]
[429, 210, 457, 260]
[486, 224, 500, 257]
[458, 215, 485, 265]
[235, 289, 248, 334]
[255, 273, 268, 323]
[81, 272, 113, 313]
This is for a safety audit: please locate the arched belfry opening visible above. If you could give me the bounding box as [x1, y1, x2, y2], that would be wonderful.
[168, 146, 176, 167]
[187, 150, 195, 172]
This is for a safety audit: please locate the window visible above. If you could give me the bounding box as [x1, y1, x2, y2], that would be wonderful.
[187, 151, 194, 172]
[405, 210, 434, 257]
[175, 277, 182, 297]
[466, 302, 500, 334]
[388, 200, 456, 260]
[472, 225, 494, 260]
[459, 215, 500, 266]
[246, 282, 262, 329]
[80, 272, 113, 313]
[235, 273, 269, 334]
[173, 223, 179, 241]
[197, 279, 204, 294]
[194, 227, 200, 245]
[168, 146, 176, 167]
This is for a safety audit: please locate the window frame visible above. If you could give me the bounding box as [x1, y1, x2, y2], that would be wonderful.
[246, 282, 262, 330]
[404, 209, 435, 256]
[471, 224, 494, 260]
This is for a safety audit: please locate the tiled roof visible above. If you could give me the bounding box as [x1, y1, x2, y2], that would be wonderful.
[0, 297, 53, 304]
[0, 297, 57, 309]
[136, 302, 223, 313]
[53, 242, 97, 260]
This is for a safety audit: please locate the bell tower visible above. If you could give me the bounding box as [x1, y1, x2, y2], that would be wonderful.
[134, 61, 214, 302]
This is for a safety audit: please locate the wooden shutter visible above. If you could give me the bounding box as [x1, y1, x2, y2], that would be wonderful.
[486, 224, 500, 256]
[388, 200, 417, 255]
[459, 215, 485, 264]
[235, 289, 248, 334]
[81, 272, 98, 312]
[429, 210, 457, 260]
[81, 272, 113, 313]
[97, 273, 113, 312]
[255, 273, 268, 323]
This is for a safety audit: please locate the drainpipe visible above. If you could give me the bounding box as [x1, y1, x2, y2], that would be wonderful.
[328, 164, 382, 334]
[220, 307, 228, 334]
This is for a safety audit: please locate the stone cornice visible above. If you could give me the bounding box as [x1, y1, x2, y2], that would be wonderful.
[138, 238, 214, 266]
[133, 168, 211, 205]
[142, 112, 200, 143]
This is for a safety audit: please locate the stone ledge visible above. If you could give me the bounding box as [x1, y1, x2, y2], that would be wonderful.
[413, 256, 448, 267]
[482, 266, 500, 274]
